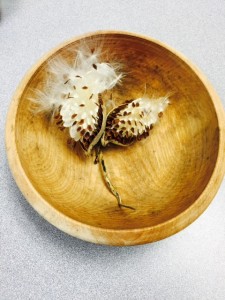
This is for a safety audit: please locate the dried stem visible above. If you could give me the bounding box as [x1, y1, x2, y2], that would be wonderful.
[96, 147, 135, 210]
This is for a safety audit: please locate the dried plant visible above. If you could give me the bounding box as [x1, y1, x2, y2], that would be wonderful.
[30, 46, 169, 210]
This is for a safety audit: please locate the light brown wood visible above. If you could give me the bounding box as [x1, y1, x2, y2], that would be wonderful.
[5, 31, 225, 246]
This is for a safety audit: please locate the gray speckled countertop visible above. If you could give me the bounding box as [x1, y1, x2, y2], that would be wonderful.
[1, 1, 225, 299]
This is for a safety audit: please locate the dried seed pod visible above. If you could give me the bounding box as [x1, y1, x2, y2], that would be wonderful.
[59, 93, 106, 154]
[101, 97, 169, 147]
[30, 46, 123, 155]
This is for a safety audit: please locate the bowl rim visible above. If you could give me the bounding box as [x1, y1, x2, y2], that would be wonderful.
[5, 30, 225, 246]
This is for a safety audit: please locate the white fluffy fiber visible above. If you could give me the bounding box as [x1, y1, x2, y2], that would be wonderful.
[31, 46, 123, 115]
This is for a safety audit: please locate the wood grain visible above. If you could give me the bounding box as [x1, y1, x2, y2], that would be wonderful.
[5, 31, 225, 245]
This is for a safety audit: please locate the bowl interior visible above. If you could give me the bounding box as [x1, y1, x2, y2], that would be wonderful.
[15, 33, 219, 230]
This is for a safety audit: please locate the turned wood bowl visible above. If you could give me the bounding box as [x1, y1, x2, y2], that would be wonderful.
[6, 31, 225, 246]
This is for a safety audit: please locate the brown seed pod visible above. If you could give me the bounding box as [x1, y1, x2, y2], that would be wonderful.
[101, 97, 169, 147]
[59, 93, 106, 155]
[31, 46, 123, 156]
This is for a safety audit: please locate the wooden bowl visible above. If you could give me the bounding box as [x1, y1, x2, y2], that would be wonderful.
[6, 31, 225, 246]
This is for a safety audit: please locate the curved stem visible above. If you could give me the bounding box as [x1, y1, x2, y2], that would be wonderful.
[96, 148, 135, 210]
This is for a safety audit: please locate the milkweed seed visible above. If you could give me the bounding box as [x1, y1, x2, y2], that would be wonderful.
[64, 79, 70, 84]
[78, 119, 84, 125]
